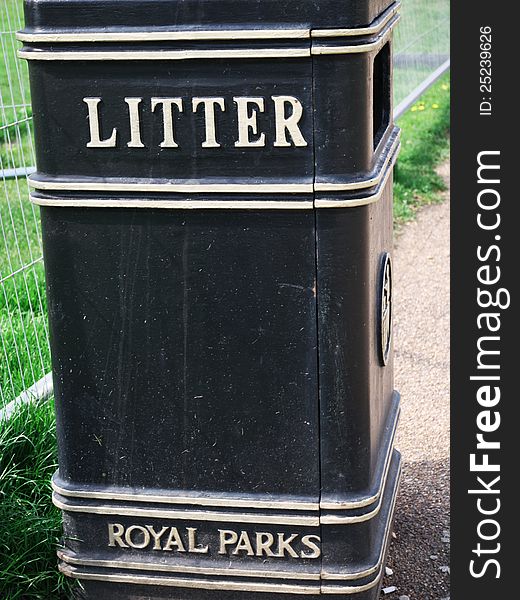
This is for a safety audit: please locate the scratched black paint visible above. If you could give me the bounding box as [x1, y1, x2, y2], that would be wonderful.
[21, 1, 402, 598]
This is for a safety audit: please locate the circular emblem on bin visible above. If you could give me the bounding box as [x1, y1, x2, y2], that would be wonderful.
[379, 252, 392, 366]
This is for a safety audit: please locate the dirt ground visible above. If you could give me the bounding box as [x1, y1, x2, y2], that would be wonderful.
[380, 163, 450, 600]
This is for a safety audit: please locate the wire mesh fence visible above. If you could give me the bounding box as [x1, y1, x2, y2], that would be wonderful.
[0, 0, 450, 411]
[394, 0, 450, 115]
[1, 0, 50, 411]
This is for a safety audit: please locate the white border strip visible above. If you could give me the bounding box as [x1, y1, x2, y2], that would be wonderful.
[27, 134, 399, 207]
[18, 47, 310, 61]
[52, 494, 320, 527]
[57, 552, 320, 581]
[312, 2, 400, 38]
[51, 476, 318, 512]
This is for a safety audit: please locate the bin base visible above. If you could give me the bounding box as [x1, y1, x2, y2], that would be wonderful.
[61, 450, 401, 599]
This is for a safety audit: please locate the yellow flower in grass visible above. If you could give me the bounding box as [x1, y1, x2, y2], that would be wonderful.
[432, 103, 439, 109]
[441, 84, 449, 90]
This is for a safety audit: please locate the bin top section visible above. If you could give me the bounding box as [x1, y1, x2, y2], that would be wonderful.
[22, 0, 397, 33]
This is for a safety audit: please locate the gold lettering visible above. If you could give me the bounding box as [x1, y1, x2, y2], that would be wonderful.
[84, 97, 117, 148]
[108, 523, 128, 548]
[192, 97, 225, 148]
[125, 97, 145, 148]
[85, 95, 308, 151]
[187, 527, 209, 554]
[218, 529, 238, 554]
[276, 533, 299, 558]
[272, 95, 308, 147]
[107, 523, 322, 559]
[145, 525, 169, 550]
[300, 534, 321, 559]
[163, 527, 186, 552]
[232, 530, 255, 556]
[125, 525, 151, 549]
[255, 532, 276, 557]
[151, 97, 184, 148]
[234, 97, 266, 148]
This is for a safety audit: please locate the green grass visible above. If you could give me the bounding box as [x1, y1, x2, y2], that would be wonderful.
[1, 177, 50, 410]
[1, 2, 49, 410]
[1, 0, 34, 171]
[393, 72, 450, 225]
[0, 179, 42, 270]
[0, 0, 30, 110]
[0, 399, 70, 599]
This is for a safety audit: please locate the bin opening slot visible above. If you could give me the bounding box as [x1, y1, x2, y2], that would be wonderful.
[373, 42, 391, 149]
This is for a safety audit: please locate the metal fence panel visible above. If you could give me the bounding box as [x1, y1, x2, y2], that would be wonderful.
[394, 0, 450, 114]
[1, 0, 50, 410]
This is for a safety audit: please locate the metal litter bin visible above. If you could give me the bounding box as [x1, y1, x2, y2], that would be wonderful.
[19, 1, 402, 598]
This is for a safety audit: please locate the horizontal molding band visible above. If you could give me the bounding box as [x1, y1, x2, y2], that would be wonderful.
[53, 468, 394, 525]
[320, 456, 389, 525]
[28, 127, 400, 205]
[57, 552, 321, 581]
[315, 143, 400, 208]
[57, 463, 400, 584]
[17, 3, 400, 44]
[58, 564, 319, 594]
[18, 47, 310, 61]
[321, 465, 401, 595]
[312, 3, 400, 38]
[55, 458, 401, 594]
[16, 29, 310, 43]
[314, 131, 400, 192]
[311, 14, 399, 55]
[52, 494, 321, 527]
[30, 195, 314, 210]
[28, 141, 399, 210]
[28, 178, 313, 194]
[320, 399, 400, 510]
[58, 564, 387, 595]
[51, 402, 398, 518]
[51, 476, 319, 512]
[322, 454, 401, 581]
[30, 157, 396, 208]
[18, 12, 399, 62]
[58, 498, 401, 598]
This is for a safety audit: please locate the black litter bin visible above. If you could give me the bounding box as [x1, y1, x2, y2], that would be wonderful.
[19, 1, 402, 598]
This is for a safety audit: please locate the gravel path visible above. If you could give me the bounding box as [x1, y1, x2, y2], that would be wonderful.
[381, 163, 450, 600]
